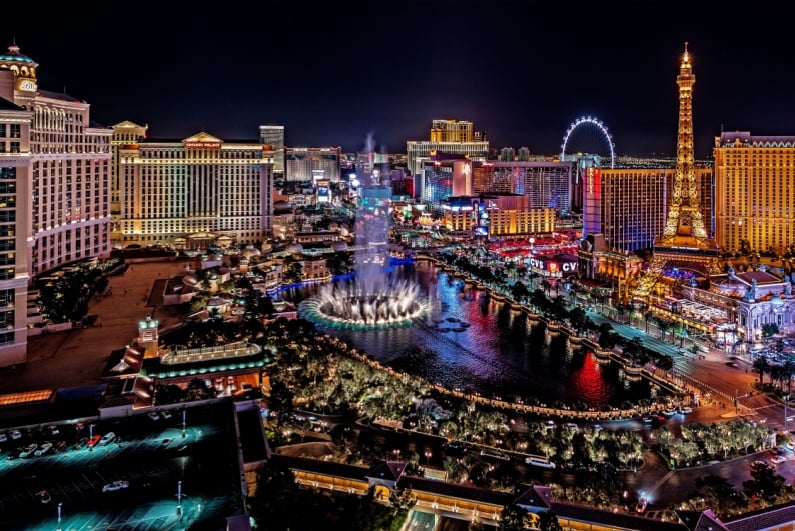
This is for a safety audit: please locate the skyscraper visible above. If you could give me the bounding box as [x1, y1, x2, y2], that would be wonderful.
[114, 129, 274, 248]
[259, 125, 285, 179]
[0, 42, 111, 365]
[406, 119, 489, 184]
[714, 131, 795, 256]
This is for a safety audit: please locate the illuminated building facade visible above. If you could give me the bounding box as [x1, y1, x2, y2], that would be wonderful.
[713, 131, 795, 255]
[0, 42, 111, 365]
[578, 234, 644, 305]
[421, 158, 472, 209]
[406, 119, 489, 180]
[634, 44, 721, 302]
[259, 125, 285, 178]
[429, 119, 478, 142]
[583, 167, 670, 252]
[284, 146, 341, 183]
[110, 121, 148, 246]
[492, 161, 573, 215]
[115, 130, 273, 247]
[441, 195, 554, 239]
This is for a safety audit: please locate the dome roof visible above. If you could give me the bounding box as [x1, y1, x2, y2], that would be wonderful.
[285, 243, 303, 254]
[716, 278, 745, 291]
[0, 43, 37, 66]
[332, 241, 348, 252]
[240, 245, 261, 258]
[771, 294, 784, 306]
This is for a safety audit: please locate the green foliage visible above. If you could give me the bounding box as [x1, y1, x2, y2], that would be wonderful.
[247, 462, 405, 531]
[498, 504, 528, 531]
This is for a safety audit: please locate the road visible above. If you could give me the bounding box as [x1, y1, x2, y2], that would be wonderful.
[586, 310, 789, 431]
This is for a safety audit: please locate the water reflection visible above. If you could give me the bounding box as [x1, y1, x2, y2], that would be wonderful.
[284, 261, 664, 409]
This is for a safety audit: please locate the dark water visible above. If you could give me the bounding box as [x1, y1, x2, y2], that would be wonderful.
[283, 261, 665, 409]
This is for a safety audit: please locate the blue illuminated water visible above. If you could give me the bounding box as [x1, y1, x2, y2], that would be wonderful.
[285, 261, 665, 409]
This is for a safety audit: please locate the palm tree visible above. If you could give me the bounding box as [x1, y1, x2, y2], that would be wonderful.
[753, 356, 771, 387]
[643, 310, 653, 334]
[656, 318, 672, 342]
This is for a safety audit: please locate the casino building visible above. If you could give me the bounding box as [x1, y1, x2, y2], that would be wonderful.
[113, 127, 275, 249]
[0, 42, 111, 366]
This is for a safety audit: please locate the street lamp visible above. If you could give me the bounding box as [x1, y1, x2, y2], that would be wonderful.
[89, 423, 95, 451]
[177, 480, 183, 518]
[181, 408, 187, 438]
[786, 395, 790, 432]
[57, 502, 62, 530]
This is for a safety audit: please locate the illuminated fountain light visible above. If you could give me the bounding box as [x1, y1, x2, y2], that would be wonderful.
[298, 133, 428, 330]
[299, 276, 429, 330]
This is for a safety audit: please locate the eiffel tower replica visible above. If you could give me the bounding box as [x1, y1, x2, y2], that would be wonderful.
[633, 43, 720, 302]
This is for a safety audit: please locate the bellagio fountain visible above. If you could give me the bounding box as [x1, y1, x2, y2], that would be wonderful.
[298, 167, 428, 330]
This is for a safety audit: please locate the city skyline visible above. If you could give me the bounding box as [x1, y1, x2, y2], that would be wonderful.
[4, 1, 795, 158]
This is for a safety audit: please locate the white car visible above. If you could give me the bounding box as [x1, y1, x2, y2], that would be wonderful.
[147, 411, 160, 421]
[98, 432, 116, 446]
[34, 442, 53, 456]
[0, 432, 7, 443]
[102, 480, 129, 492]
[9, 429, 21, 440]
[19, 443, 38, 458]
[771, 455, 787, 465]
[161, 410, 172, 420]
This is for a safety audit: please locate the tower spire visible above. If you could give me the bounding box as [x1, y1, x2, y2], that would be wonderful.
[659, 41, 707, 244]
[632, 44, 720, 303]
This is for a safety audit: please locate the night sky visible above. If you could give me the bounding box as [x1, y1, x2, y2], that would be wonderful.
[3, 1, 795, 159]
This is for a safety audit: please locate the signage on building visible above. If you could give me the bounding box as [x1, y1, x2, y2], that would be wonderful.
[529, 257, 578, 273]
[184, 142, 221, 149]
[15, 78, 37, 92]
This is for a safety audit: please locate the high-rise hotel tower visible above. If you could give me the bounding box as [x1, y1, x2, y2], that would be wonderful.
[0, 43, 111, 366]
[714, 131, 795, 256]
[113, 127, 274, 248]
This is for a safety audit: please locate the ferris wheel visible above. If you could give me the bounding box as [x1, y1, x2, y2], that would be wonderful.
[561, 115, 616, 168]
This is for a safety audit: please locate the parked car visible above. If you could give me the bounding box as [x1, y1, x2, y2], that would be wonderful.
[98, 432, 116, 446]
[9, 429, 21, 440]
[34, 442, 53, 456]
[147, 411, 160, 421]
[771, 455, 787, 465]
[0, 432, 7, 443]
[161, 410, 172, 420]
[19, 443, 38, 458]
[102, 480, 129, 492]
[86, 434, 102, 447]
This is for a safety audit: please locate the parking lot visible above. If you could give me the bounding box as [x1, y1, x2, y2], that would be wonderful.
[0, 401, 244, 530]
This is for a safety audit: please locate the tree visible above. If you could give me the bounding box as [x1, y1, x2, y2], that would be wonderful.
[762, 323, 779, 339]
[538, 511, 564, 531]
[753, 356, 771, 387]
[499, 504, 529, 531]
[692, 474, 747, 517]
[743, 461, 789, 507]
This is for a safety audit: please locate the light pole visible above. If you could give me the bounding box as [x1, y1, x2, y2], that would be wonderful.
[181, 408, 186, 438]
[177, 480, 183, 518]
[735, 389, 739, 414]
[786, 395, 790, 432]
[89, 423, 95, 451]
[57, 502, 62, 530]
